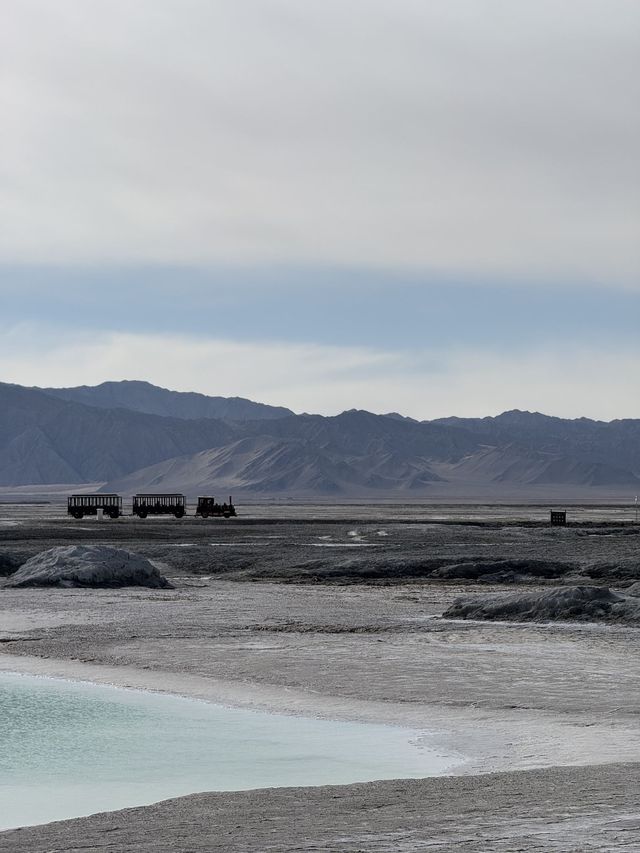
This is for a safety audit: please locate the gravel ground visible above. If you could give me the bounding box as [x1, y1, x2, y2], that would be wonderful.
[1, 508, 639, 850]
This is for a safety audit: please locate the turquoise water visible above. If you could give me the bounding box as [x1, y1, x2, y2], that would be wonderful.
[0, 673, 459, 830]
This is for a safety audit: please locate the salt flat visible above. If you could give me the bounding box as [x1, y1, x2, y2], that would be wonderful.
[0, 506, 639, 850]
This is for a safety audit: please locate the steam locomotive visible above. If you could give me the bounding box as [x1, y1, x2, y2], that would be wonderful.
[67, 494, 236, 519]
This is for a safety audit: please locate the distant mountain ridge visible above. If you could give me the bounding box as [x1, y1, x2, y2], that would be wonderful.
[433, 410, 640, 475]
[41, 380, 293, 421]
[0, 383, 235, 485]
[1, 381, 639, 496]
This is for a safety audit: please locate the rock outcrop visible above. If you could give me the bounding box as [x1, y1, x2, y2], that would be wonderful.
[431, 559, 575, 583]
[443, 585, 640, 624]
[4, 545, 173, 589]
[584, 559, 640, 581]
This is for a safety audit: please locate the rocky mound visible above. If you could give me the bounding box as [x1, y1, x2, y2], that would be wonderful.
[443, 585, 640, 624]
[4, 545, 173, 589]
[583, 559, 640, 581]
[0, 554, 21, 577]
[431, 559, 575, 583]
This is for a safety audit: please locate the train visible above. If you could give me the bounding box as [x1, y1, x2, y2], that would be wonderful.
[67, 494, 236, 519]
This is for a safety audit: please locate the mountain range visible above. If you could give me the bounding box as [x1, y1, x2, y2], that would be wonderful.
[43, 380, 293, 421]
[1, 380, 639, 498]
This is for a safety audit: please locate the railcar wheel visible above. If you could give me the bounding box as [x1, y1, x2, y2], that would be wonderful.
[200, 512, 209, 519]
[138, 510, 147, 519]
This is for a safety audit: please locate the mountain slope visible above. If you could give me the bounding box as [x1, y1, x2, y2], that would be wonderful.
[104, 408, 640, 496]
[434, 410, 640, 474]
[105, 434, 445, 496]
[240, 409, 480, 463]
[40, 380, 293, 421]
[0, 383, 238, 485]
[450, 444, 640, 487]
[3, 383, 640, 495]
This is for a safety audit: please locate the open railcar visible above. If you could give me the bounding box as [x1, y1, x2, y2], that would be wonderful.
[66, 494, 236, 519]
[67, 494, 122, 519]
[132, 494, 186, 518]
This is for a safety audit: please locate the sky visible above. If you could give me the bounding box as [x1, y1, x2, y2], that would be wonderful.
[1, 0, 639, 419]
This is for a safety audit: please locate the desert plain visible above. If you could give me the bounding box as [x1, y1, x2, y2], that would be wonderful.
[0, 501, 639, 851]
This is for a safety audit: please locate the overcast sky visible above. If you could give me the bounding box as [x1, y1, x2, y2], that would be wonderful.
[1, 1, 638, 418]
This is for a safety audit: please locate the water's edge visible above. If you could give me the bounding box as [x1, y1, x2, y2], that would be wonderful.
[0, 662, 465, 831]
[0, 651, 462, 731]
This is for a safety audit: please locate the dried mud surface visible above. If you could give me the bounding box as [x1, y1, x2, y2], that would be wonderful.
[1, 505, 640, 851]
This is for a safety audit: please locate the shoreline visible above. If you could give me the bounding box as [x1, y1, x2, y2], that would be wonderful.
[0, 664, 468, 836]
[3, 650, 640, 780]
[0, 651, 444, 724]
[0, 652, 473, 769]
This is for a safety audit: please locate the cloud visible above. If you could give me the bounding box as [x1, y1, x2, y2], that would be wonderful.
[3, 266, 639, 351]
[2, 324, 639, 421]
[1, 0, 638, 283]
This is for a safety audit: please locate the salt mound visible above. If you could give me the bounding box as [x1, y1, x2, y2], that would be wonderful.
[431, 559, 574, 582]
[5, 545, 173, 589]
[585, 560, 640, 581]
[443, 585, 640, 624]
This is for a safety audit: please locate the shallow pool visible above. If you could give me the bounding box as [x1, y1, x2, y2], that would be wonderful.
[0, 672, 460, 830]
